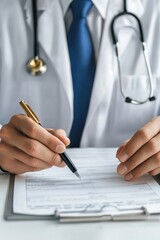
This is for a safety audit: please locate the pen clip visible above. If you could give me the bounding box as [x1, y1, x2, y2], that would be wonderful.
[19, 100, 40, 124]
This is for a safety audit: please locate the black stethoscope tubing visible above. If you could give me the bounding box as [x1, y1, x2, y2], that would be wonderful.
[32, 0, 39, 58]
[111, 0, 144, 44]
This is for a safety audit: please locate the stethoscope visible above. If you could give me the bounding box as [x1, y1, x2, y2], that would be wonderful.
[111, 0, 156, 104]
[26, 0, 47, 76]
[27, 0, 156, 105]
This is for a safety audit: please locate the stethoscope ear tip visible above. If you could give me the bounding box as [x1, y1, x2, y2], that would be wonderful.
[125, 97, 132, 103]
[149, 96, 156, 101]
[125, 96, 156, 104]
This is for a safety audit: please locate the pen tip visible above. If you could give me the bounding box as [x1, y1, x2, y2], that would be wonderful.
[74, 171, 81, 180]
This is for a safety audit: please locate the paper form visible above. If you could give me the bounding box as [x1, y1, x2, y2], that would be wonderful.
[13, 148, 160, 216]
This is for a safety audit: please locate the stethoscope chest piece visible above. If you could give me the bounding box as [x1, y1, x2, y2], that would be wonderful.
[26, 0, 47, 76]
[26, 57, 47, 76]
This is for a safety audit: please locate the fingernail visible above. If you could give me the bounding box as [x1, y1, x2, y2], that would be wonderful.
[66, 138, 70, 146]
[118, 164, 128, 175]
[118, 152, 128, 162]
[116, 145, 125, 157]
[125, 173, 133, 181]
[56, 144, 64, 153]
[59, 162, 66, 168]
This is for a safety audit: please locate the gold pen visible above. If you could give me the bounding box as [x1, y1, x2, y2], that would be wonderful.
[19, 100, 40, 124]
[19, 100, 81, 179]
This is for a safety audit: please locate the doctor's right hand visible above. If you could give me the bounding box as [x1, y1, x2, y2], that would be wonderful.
[0, 114, 70, 174]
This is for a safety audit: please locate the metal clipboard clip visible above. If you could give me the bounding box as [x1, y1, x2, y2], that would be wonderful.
[55, 204, 151, 223]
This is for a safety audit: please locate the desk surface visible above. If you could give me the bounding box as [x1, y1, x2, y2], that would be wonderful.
[1, 174, 160, 240]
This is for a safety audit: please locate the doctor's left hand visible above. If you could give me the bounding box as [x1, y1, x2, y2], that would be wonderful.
[116, 116, 160, 181]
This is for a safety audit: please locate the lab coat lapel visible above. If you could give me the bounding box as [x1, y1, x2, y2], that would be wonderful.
[24, 0, 47, 29]
[24, 0, 73, 127]
[24, 0, 32, 29]
[38, 1, 73, 107]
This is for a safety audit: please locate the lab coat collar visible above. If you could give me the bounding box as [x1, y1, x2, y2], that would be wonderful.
[24, 0, 145, 23]
[24, 0, 144, 28]
[59, 0, 109, 19]
[59, 0, 144, 20]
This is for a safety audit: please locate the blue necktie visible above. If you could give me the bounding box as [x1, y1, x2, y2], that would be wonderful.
[68, 0, 96, 147]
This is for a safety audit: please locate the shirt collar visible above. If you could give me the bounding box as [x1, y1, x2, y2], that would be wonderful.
[59, 0, 109, 19]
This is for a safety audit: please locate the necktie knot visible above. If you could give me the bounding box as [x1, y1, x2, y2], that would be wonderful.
[70, 0, 93, 19]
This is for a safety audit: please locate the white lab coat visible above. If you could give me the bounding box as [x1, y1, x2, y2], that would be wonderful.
[0, 0, 160, 147]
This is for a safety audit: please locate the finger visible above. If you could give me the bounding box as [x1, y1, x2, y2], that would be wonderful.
[0, 157, 43, 174]
[59, 161, 66, 168]
[1, 128, 64, 167]
[124, 152, 160, 181]
[48, 129, 70, 146]
[116, 117, 160, 162]
[117, 133, 160, 176]
[0, 143, 52, 169]
[8, 115, 66, 153]
[149, 167, 160, 176]
[116, 139, 130, 157]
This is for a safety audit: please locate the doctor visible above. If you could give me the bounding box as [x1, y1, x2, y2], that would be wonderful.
[0, 0, 160, 182]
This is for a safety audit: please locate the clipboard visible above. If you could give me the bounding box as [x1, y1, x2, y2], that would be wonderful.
[4, 174, 56, 221]
[4, 174, 160, 222]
